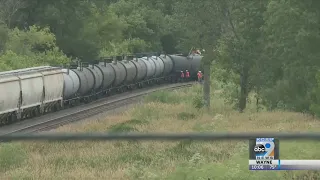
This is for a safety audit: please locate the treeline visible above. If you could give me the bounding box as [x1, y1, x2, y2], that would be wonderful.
[180, 0, 320, 117]
[0, 0, 182, 70]
[1, 0, 320, 116]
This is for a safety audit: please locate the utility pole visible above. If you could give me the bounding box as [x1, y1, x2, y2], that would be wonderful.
[203, 51, 212, 110]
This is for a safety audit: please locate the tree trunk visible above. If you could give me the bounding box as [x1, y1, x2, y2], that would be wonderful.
[203, 63, 211, 109]
[239, 68, 248, 112]
[256, 95, 259, 112]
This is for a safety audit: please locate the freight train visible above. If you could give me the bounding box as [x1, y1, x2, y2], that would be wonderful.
[0, 53, 202, 125]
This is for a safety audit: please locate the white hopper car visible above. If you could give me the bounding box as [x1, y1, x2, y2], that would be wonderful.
[0, 66, 64, 122]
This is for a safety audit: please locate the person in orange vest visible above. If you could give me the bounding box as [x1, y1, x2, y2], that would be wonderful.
[185, 70, 190, 81]
[180, 71, 185, 82]
[197, 71, 202, 82]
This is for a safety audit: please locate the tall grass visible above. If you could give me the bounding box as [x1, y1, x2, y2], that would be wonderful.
[0, 84, 319, 179]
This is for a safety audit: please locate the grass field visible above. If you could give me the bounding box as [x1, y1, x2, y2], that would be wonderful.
[1, 84, 320, 179]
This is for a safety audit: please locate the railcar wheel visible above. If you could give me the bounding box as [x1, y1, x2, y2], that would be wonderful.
[4, 117, 9, 125]
[74, 100, 80, 106]
[23, 113, 28, 119]
[83, 98, 89, 104]
[11, 113, 17, 122]
[33, 108, 40, 117]
[53, 104, 60, 112]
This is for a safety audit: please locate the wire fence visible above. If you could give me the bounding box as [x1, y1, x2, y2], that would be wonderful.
[1, 132, 320, 142]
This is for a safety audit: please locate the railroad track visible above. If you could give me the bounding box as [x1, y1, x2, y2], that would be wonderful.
[0, 82, 194, 136]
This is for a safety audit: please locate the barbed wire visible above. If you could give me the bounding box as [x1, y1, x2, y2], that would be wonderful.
[1, 132, 320, 142]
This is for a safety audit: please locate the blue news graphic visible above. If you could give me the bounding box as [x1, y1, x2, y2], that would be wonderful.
[254, 138, 275, 158]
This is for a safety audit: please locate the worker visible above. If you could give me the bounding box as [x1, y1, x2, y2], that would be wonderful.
[185, 70, 190, 80]
[180, 71, 185, 82]
[197, 71, 202, 83]
[195, 49, 201, 55]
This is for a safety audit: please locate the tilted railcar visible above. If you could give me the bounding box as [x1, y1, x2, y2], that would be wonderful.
[189, 54, 202, 79]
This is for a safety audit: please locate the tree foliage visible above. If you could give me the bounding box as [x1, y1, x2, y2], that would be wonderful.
[0, 25, 69, 70]
[172, 0, 320, 115]
[0, 0, 319, 115]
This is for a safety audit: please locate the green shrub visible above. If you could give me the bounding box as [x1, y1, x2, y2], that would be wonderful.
[192, 95, 204, 109]
[144, 91, 181, 104]
[108, 123, 136, 132]
[177, 112, 196, 121]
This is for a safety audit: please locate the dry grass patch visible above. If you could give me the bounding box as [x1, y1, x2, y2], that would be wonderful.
[0, 84, 320, 179]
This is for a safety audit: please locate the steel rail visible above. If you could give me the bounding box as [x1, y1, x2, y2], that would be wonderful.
[2, 82, 194, 135]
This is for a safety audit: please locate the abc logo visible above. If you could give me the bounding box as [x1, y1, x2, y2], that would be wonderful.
[254, 144, 266, 153]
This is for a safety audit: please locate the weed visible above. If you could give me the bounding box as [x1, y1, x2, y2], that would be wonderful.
[108, 123, 136, 132]
[131, 104, 162, 121]
[117, 152, 153, 165]
[1, 87, 320, 179]
[144, 91, 181, 104]
[107, 118, 148, 132]
[177, 112, 196, 120]
[128, 118, 148, 125]
[193, 95, 204, 109]
[0, 143, 27, 172]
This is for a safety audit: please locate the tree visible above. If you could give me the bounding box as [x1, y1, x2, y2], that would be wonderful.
[171, 0, 224, 109]
[215, 0, 268, 112]
[0, 25, 70, 70]
[0, 0, 26, 28]
[261, 0, 320, 112]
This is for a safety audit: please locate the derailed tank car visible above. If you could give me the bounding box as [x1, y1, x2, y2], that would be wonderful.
[189, 54, 202, 79]
[161, 54, 192, 82]
[168, 54, 192, 73]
